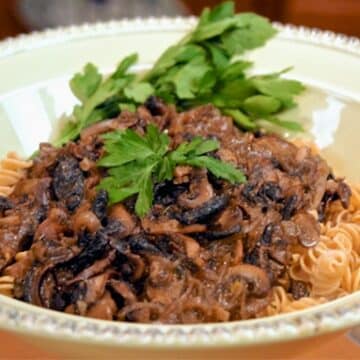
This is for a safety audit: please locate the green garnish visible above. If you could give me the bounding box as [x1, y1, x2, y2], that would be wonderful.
[98, 124, 246, 217]
[55, 1, 305, 146]
[55, 55, 153, 147]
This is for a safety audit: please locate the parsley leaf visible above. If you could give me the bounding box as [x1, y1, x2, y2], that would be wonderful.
[99, 124, 169, 167]
[185, 156, 246, 184]
[55, 2, 306, 148]
[221, 13, 277, 55]
[70, 63, 102, 102]
[98, 125, 246, 217]
[198, 1, 235, 25]
[124, 82, 154, 103]
[242, 95, 281, 117]
[252, 76, 305, 108]
[56, 54, 140, 146]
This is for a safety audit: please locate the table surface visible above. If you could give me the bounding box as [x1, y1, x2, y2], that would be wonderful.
[1, 330, 359, 359]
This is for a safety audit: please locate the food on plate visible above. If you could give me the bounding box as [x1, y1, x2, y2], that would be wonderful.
[55, 2, 303, 148]
[0, 2, 359, 324]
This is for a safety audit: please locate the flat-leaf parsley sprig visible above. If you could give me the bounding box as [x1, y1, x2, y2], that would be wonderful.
[98, 124, 246, 217]
[56, 2, 305, 147]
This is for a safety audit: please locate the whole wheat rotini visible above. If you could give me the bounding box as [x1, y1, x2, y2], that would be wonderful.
[0, 152, 32, 197]
[0, 275, 14, 297]
[268, 183, 360, 315]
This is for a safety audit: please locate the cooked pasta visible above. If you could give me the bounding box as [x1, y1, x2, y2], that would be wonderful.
[0, 152, 32, 197]
[0, 275, 14, 297]
[268, 183, 360, 315]
[267, 286, 327, 316]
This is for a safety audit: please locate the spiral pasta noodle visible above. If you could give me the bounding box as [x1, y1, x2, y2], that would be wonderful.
[267, 286, 327, 316]
[0, 275, 14, 297]
[268, 183, 360, 315]
[0, 152, 32, 197]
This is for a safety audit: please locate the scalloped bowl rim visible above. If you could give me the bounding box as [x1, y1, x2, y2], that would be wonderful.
[0, 17, 359, 348]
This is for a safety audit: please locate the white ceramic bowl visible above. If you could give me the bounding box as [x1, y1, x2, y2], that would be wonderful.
[0, 18, 359, 359]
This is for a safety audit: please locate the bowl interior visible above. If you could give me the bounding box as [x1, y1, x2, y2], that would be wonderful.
[0, 19, 359, 347]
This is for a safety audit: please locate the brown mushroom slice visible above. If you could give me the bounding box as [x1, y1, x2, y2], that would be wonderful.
[178, 172, 214, 209]
[86, 291, 117, 320]
[80, 119, 120, 140]
[142, 217, 180, 234]
[80, 115, 138, 140]
[108, 279, 137, 306]
[83, 272, 110, 304]
[178, 195, 229, 225]
[179, 302, 210, 324]
[67, 250, 116, 283]
[292, 211, 320, 248]
[34, 208, 68, 242]
[172, 233, 204, 268]
[0, 215, 20, 227]
[337, 181, 352, 208]
[215, 206, 243, 231]
[242, 295, 271, 319]
[173, 165, 192, 184]
[211, 305, 231, 322]
[3, 250, 33, 279]
[181, 224, 207, 233]
[22, 264, 49, 306]
[232, 236, 244, 265]
[108, 204, 136, 237]
[227, 264, 271, 297]
[175, 234, 200, 259]
[141, 217, 206, 235]
[22, 248, 78, 306]
[72, 210, 101, 234]
[118, 302, 163, 323]
[126, 253, 146, 281]
[146, 257, 185, 305]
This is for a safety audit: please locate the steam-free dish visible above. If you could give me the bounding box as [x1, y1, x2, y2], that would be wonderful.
[0, 2, 359, 326]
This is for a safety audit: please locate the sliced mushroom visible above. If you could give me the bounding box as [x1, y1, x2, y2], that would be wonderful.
[108, 204, 136, 237]
[142, 217, 206, 235]
[83, 272, 110, 304]
[292, 212, 320, 247]
[72, 210, 101, 234]
[178, 171, 214, 209]
[52, 155, 84, 212]
[67, 250, 116, 283]
[108, 279, 137, 306]
[86, 291, 117, 320]
[124, 253, 146, 281]
[177, 195, 229, 225]
[175, 234, 200, 259]
[80, 119, 120, 140]
[142, 217, 180, 234]
[242, 296, 270, 319]
[173, 166, 192, 184]
[0, 196, 13, 215]
[92, 189, 108, 220]
[227, 264, 271, 297]
[35, 208, 68, 240]
[199, 224, 241, 240]
[66, 231, 108, 274]
[118, 302, 163, 323]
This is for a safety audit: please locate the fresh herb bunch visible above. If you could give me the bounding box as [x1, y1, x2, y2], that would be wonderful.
[56, 1, 305, 146]
[98, 124, 245, 217]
